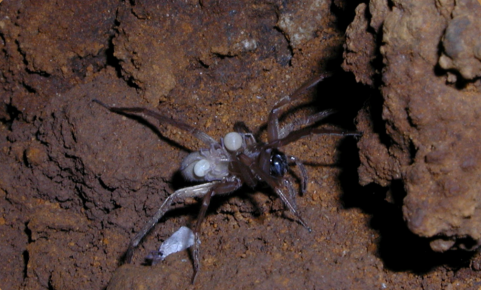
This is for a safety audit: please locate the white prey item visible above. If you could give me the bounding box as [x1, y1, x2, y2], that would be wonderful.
[158, 226, 195, 260]
[147, 226, 196, 263]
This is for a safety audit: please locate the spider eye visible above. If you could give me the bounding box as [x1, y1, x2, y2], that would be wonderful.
[193, 159, 211, 177]
[270, 150, 288, 177]
[224, 132, 243, 152]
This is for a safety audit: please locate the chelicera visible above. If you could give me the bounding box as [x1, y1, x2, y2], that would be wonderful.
[93, 74, 361, 282]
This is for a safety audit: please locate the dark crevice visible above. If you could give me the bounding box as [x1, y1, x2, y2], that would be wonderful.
[311, 72, 369, 130]
[386, 0, 395, 10]
[14, 39, 51, 77]
[1, 102, 21, 128]
[369, 11, 386, 89]
[433, 63, 472, 89]
[366, 94, 393, 149]
[104, 34, 142, 90]
[97, 176, 117, 192]
[25, 69, 51, 78]
[76, 184, 92, 214]
[105, 34, 123, 79]
[125, 76, 142, 90]
[23, 221, 32, 279]
[272, 26, 293, 67]
[339, 141, 473, 274]
[211, 52, 236, 59]
[24, 222, 33, 244]
[47, 274, 55, 290]
[22, 82, 36, 94]
[15, 39, 29, 68]
[129, 0, 151, 20]
[330, 0, 366, 32]
[455, 237, 479, 251]
[408, 138, 417, 164]
[198, 58, 210, 69]
[22, 250, 29, 279]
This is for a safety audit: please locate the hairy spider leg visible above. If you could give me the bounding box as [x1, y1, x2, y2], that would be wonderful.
[277, 109, 336, 140]
[238, 153, 312, 232]
[273, 109, 338, 196]
[267, 73, 332, 143]
[282, 178, 299, 209]
[124, 182, 221, 263]
[192, 179, 242, 283]
[233, 121, 252, 134]
[267, 127, 362, 149]
[92, 99, 217, 147]
[287, 155, 308, 195]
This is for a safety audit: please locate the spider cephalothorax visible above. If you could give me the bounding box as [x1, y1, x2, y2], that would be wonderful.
[93, 74, 361, 282]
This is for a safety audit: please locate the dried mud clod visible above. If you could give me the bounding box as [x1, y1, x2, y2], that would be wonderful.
[438, 1, 481, 81]
[344, 0, 481, 252]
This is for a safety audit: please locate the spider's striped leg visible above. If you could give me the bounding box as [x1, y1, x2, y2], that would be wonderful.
[268, 127, 362, 149]
[92, 99, 218, 147]
[124, 182, 219, 263]
[238, 153, 311, 232]
[288, 155, 308, 195]
[267, 73, 332, 143]
[191, 179, 242, 284]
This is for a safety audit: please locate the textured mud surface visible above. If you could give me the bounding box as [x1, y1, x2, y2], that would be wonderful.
[1, 0, 480, 289]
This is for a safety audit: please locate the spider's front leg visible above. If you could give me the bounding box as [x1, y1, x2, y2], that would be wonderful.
[287, 155, 308, 195]
[238, 153, 312, 232]
[125, 182, 221, 263]
[268, 127, 362, 149]
[267, 73, 332, 143]
[191, 178, 242, 283]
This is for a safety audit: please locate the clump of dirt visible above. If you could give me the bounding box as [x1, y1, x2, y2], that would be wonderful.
[344, 0, 481, 252]
[1, 0, 480, 290]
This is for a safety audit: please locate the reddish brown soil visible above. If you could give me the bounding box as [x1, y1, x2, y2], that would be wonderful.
[1, 1, 480, 289]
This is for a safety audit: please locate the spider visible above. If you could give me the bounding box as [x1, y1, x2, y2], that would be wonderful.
[93, 73, 361, 282]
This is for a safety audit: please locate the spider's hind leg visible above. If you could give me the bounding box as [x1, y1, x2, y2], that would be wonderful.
[124, 182, 220, 263]
[191, 179, 242, 283]
[92, 99, 218, 147]
[288, 155, 308, 195]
